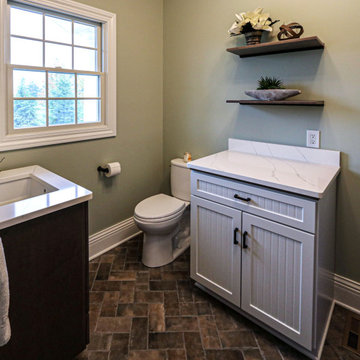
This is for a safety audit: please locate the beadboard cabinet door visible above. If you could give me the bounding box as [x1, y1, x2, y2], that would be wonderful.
[241, 213, 315, 350]
[190, 195, 241, 306]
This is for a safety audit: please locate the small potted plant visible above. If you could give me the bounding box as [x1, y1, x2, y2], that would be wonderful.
[228, 7, 279, 45]
[245, 76, 301, 100]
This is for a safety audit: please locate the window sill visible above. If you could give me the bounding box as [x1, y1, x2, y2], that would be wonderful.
[0, 124, 116, 151]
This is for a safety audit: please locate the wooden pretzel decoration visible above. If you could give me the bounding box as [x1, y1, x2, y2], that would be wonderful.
[277, 22, 304, 41]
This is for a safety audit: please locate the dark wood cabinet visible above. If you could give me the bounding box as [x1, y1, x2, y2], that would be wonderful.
[0, 202, 89, 360]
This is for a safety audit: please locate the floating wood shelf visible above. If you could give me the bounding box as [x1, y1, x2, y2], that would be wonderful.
[226, 100, 325, 106]
[226, 36, 324, 58]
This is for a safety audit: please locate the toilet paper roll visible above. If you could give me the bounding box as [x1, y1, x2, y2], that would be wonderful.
[105, 162, 121, 177]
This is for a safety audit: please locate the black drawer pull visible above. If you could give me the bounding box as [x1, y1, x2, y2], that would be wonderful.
[242, 231, 248, 249]
[233, 227, 239, 245]
[234, 194, 251, 203]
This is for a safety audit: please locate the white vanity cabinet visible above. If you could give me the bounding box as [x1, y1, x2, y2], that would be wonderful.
[189, 138, 340, 360]
[190, 170, 316, 349]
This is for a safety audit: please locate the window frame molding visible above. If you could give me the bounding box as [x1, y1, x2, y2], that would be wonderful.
[0, 0, 116, 151]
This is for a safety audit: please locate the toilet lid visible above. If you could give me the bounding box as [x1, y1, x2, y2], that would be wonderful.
[134, 194, 185, 220]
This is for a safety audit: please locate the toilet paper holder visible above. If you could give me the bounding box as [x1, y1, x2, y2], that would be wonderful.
[97, 162, 121, 177]
[97, 166, 109, 174]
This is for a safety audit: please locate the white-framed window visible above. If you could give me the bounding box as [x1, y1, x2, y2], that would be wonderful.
[0, 0, 116, 151]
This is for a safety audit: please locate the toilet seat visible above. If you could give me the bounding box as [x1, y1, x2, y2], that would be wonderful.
[134, 211, 183, 224]
[134, 193, 185, 222]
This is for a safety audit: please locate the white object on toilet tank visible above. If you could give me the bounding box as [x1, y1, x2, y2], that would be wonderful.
[170, 158, 190, 202]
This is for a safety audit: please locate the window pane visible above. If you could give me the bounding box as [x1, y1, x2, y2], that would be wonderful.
[45, 15, 72, 44]
[11, 37, 43, 66]
[77, 75, 99, 97]
[48, 73, 75, 98]
[13, 70, 46, 98]
[49, 100, 75, 125]
[77, 100, 100, 123]
[74, 47, 97, 71]
[74, 22, 97, 48]
[11, 7, 43, 39]
[45, 43, 72, 69]
[14, 100, 46, 129]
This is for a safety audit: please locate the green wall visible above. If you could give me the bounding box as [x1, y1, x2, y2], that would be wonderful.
[2, 0, 360, 284]
[2, 0, 164, 235]
[163, 0, 360, 282]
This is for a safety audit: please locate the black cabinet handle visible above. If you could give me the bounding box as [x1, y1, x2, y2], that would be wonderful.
[233, 227, 239, 245]
[242, 231, 248, 249]
[234, 194, 251, 203]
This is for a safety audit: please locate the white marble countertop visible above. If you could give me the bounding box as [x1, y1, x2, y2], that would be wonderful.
[188, 139, 340, 199]
[0, 165, 92, 229]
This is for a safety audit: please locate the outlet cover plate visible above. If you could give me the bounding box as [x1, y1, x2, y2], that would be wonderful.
[307, 130, 320, 148]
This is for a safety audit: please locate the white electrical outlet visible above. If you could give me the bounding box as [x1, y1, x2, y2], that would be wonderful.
[306, 130, 320, 148]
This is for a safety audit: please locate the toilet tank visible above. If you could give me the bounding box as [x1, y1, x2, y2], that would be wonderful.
[171, 158, 191, 202]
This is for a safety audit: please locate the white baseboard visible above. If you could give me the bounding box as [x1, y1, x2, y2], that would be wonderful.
[334, 273, 360, 313]
[89, 217, 141, 260]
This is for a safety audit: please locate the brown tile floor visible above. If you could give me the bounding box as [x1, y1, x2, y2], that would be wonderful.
[75, 234, 360, 360]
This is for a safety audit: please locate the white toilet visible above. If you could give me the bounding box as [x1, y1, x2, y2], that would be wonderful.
[134, 158, 191, 267]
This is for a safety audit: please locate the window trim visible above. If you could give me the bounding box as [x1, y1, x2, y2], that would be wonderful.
[0, 0, 116, 151]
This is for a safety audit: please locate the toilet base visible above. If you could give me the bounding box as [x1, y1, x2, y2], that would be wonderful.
[142, 232, 173, 268]
[141, 206, 191, 268]
[141, 233, 190, 268]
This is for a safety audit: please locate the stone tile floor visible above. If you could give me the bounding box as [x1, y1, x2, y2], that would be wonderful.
[75, 234, 360, 360]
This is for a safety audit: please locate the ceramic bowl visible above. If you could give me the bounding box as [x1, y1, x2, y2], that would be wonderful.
[245, 89, 301, 101]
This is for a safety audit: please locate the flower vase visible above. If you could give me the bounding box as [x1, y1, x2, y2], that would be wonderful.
[244, 30, 263, 45]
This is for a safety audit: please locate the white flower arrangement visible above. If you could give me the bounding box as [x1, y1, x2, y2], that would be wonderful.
[228, 7, 279, 36]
